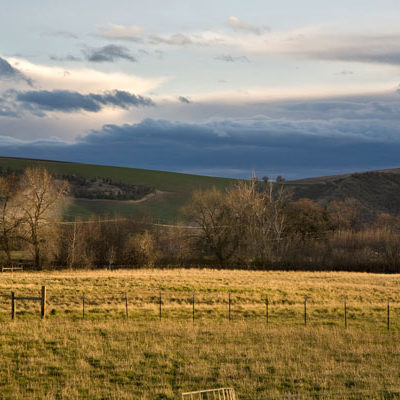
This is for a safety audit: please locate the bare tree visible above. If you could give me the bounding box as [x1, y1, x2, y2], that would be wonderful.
[61, 218, 100, 269]
[0, 175, 23, 264]
[123, 231, 157, 267]
[183, 180, 287, 265]
[182, 187, 240, 265]
[227, 179, 287, 262]
[156, 222, 194, 266]
[327, 199, 360, 231]
[284, 198, 331, 242]
[17, 168, 69, 269]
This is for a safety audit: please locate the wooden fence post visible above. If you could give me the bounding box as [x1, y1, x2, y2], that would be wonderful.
[266, 295, 269, 325]
[228, 292, 231, 321]
[192, 294, 195, 323]
[125, 292, 128, 319]
[387, 300, 390, 331]
[11, 291, 15, 320]
[41, 286, 46, 319]
[159, 292, 162, 321]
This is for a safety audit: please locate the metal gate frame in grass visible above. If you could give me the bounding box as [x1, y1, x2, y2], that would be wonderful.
[182, 388, 237, 400]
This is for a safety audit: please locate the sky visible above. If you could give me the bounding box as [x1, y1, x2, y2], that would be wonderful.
[1, 0, 400, 179]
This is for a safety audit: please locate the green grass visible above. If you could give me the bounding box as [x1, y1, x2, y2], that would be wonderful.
[1, 269, 400, 327]
[2, 321, 400, 399]
[0, 157, 235, 221]
[2, 269, 400, 399]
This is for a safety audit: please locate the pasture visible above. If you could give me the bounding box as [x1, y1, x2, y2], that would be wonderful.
[1, 269, 400, 399]
[0, 157, 235, 221]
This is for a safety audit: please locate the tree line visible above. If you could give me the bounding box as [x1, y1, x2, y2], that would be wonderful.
[1, 168, 400, 272]
[0, 167, 155, 201]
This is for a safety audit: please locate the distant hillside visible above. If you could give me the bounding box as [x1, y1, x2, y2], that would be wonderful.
[286, 169, 400, 222]
[0, 157, 235, 222]
[1, 156, 400, 223]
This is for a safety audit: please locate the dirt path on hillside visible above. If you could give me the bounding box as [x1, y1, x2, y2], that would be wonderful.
[73, 189, 171, 203]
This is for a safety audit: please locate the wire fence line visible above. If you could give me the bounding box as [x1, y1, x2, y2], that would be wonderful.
[1, 286, 399, 328]
[51, 216, 338, 240]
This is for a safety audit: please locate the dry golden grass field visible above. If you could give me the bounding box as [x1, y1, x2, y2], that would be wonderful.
[1, 269, 400, 399]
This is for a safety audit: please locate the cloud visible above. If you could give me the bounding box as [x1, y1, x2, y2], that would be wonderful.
[49, 54, 82, 62]
[177, 96, 191, 104]
[43, 30, 78, 39]
[295, 33, 400, 65]
[98, 25, 221, 47]
[0, 99, 19, 117]
[13, 89, 154, 113]
[4, 57, 166, 93]
[148, 33, 196, 46]
[0, 57, 33, 86]
[93, 22, 400, 68]
[335, 70, 354, 75]
[98, 24, 143, 42]
[236, 28, 400, 66]
[2, 105, 400, 179]
[227, 16, 269, 35]
[2, 91, 400, 178]
[147, 31, 227, 47]
[214, 55, 249, 63]
[83, 44, 136, 62]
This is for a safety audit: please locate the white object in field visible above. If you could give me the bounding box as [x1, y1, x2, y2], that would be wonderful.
[182, 387, 237, 400]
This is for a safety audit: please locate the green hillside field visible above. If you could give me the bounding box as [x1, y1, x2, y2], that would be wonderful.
[0, 157, 236, 222]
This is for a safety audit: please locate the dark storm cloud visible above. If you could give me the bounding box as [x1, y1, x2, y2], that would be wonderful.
[83, 45, 136, 62]
[3, 93, 400, 178]
[0, 57, 33, 86]
[1, 111, 400, 179]
[14, 90, 154, 113]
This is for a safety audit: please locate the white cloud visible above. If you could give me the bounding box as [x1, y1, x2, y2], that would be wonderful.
[95, 20, 400, 67]
[5, 57, 167, 94]
[227, 16, 269, 35]
[217, 24, 400, 66]
[175, 84, 398, 104]
[98, 24, 143, 41]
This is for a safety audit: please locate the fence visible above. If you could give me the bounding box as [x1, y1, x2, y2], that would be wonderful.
[11, 285, 46, 319]
[1, 265, 24, 272]
[5, 286, 397, 330]
[182, 388, 237, 400]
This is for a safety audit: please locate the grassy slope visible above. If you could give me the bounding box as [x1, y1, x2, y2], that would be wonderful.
[286, 168, 400, 222]
[0, 157, 235, 221]
[1, 269, 400, 399]
[4, 156, 400, 222]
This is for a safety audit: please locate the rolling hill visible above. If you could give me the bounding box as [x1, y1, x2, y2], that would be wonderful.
[287, 168, 400, 222]
[1, 156, 400, 223]
[0, 157, 235, 222]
